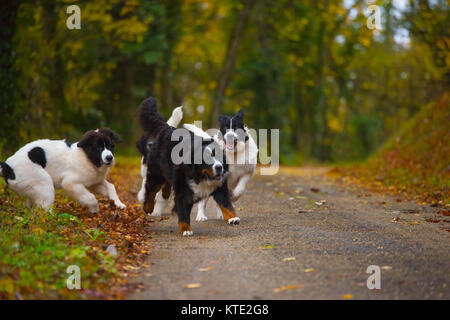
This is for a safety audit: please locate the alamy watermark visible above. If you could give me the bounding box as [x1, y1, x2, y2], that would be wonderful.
[168, 121, 279, 175]
[366, 2, 381, 30]
[66, 265, 81, 290]
[66, 5, 81, 30]
[366, 265, 381, 290]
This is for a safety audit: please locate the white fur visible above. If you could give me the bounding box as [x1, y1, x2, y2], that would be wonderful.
[188, 178, 224, 203]
[138, 106, 183, 216]
[184, 124, 258, 221]
[4, 139, 125, 213]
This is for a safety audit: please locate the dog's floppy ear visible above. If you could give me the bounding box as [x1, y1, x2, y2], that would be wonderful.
[98, 128, 121, 143]
[78, 130, 96, 148]
[218, 115, 228, 124]
[235, 109, 244, 120]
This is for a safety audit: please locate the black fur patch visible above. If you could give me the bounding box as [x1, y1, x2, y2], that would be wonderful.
[77, 128, 119, 168]
[64, 139, 73, 148]
[218, 109, 249, 142]
[0, 162, 15, 183]
[28, 147, 47, 168]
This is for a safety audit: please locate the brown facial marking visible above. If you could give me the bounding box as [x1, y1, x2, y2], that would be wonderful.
[162, 183, 171, 199]
[178, 222, 192, 235]
[143, 191, 157, 213]
[220, 206, 236, 221]
[201, 167, 214, 178]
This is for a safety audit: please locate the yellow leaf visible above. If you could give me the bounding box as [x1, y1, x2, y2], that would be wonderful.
[185, 283, 201, 289]
[274, 284, 302, 293]
[198, 267, 212, 272]
[32, 227, 45, 235]
[303, 268, 315, 273]
[283, 257, 296, 262]
[342, 294, 354, 299]
[259, 244, 275, 249]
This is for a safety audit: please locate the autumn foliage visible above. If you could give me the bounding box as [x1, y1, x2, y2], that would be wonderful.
[333, 93, 450, 205]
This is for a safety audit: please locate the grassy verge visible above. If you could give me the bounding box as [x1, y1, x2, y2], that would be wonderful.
[329, 94, 449, 206]
[0, 156, 152, 299]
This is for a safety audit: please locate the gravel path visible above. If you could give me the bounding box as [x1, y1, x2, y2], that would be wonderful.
[128, 167, 449, 299]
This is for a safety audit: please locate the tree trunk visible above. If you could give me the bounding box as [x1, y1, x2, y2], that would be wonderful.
[209, 0, 255, 126]
[0, 1, 21, 151]
[160, 0, 182, 110]
[42, 0, 66, 135]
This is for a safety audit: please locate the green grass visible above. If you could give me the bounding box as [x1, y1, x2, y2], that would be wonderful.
[0, 183, 116, 299]
[333, 94, 450, 205]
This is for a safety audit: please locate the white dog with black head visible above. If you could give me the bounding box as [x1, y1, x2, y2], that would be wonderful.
[0, 128, 125, 213]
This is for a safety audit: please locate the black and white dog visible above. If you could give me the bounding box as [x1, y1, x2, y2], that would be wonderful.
[184, 109, 258, 221]
[0, 128, 125, 213]
[137, 97, 239, 236]
[136, 105, 183, 205]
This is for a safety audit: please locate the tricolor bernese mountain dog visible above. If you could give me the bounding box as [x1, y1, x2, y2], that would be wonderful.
[136, 105, 183, 205]
[137, 97, 240, 236]
[0, 128, 125, 213]
[184, 109, 258, 221]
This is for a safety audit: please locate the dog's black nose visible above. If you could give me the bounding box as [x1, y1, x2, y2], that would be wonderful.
[213, 163, 223, 174]
[106, 155, 113, 162]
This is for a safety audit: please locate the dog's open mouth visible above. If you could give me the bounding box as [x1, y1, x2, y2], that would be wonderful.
[226, 139, 237, 151]
[207, 172, 223, 181]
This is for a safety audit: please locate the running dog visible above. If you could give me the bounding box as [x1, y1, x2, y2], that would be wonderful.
[0, 128, 125, 213]
[136, 105, 183, 205]
[137, 97, 239, 236]
[184, 109, 258, 221]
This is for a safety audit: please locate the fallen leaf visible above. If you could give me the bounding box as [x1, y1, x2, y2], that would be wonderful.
[342, 294, 354, 299]
[381, 266, 392, 270]
[185, 283, 201, 289]
[315, 200, 326, 206]
[283, 257, 296, 262]
[274, 284, 302, 292]
[392, 217, 399, 222]
[198, 267, 212, 272]
[259, 244, 275, 249]
[310, 187, 320, 193]
[303, 268, 315, 273]
[409, 221, 420, 225]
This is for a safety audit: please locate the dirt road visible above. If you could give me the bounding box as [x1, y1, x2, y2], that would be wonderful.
[128, 167, 449, 299]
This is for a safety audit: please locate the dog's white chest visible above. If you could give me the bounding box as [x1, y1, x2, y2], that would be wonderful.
[188, 179, 222, 201]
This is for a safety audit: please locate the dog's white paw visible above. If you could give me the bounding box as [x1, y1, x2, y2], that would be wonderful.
[227, 217, 240, 225]
[149, 211, 162, 217]
[182, 230, 193, 236]
[115, 201, 126, 209]
[89, 205, 99, 214]
[196, 214, 208, 222]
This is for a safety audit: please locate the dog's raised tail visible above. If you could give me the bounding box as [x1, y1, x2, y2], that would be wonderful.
[138, 97, 168, 137]
[167, 106, 183, 128]
[0, 162, 15, 182]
